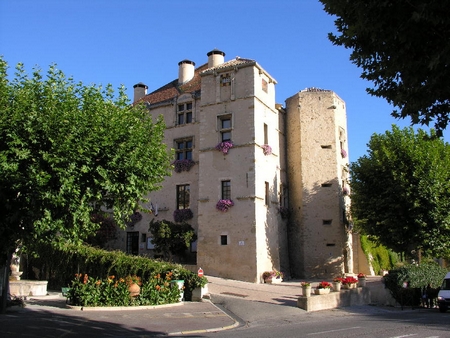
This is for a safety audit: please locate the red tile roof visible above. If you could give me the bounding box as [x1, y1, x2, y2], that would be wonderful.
[135, 56, 275, 106]
[137, 63, 208, 106]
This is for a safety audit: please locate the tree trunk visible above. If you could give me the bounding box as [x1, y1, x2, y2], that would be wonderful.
[0, 254, 11, 314]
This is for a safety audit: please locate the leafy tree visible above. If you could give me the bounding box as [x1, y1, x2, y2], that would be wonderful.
[148, 219, 197, 262]
[320, 1, 450, 135]
[350, 125, 450, 259]
[0, 58, 172, 261]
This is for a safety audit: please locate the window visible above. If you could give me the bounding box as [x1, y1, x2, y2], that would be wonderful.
[221, 180, 231, 200]
[175, 139, 193, 160]
[176, 184, 190, 209]
[265, 181, 269, 206]
[220, 73, 231, 87]
[177, 102, 193, 125]
[264, 123, 268, 144]
[262, 79, 268, 93]
[219, 116, 232, 141]
[221, 235, 228, 245]
[323, 219, 332, 226]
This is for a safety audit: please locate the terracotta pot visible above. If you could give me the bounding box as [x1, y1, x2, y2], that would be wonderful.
[128, 283, 140, 297]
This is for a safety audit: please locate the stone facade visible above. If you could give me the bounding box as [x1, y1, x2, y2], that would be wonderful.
[109, 50, 355, 282]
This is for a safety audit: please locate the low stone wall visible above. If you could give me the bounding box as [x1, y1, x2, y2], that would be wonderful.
[297, 288, 371, 312]
[10, 280, 48, 297]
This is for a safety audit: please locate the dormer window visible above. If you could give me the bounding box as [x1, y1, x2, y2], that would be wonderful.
[220, 73, 231, 87]
[177, 102, 193, 125]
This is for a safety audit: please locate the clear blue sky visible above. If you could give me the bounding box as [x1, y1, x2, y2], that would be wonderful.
[1, 0, 446, 162]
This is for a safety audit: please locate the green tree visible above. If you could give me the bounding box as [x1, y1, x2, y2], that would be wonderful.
[148, 219, 197, 262]
[0, 58, 172, 261]
[320, 1, 450, 135]
[350, 125, 450, 259]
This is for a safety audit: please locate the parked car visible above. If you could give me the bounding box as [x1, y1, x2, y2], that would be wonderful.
[437, 272, 450, 312]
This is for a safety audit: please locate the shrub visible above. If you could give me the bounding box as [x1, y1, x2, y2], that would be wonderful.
[383, 263, 447, 307]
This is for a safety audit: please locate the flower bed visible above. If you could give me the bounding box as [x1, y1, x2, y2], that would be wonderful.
[67, 272, 181, 307]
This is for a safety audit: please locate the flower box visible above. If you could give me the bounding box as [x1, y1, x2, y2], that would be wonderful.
[216, 199, 234, 212]
[215, 141, 233, 154]
[314, 288, 330, 295]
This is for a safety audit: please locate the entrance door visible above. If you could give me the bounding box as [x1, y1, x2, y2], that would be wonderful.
[126, 232, 139, 255]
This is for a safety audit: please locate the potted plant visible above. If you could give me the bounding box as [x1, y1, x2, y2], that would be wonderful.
[301, 281, 312, 297]
[342, 276, 358, 289]
[332, 277, 343, 292]
[315, 281, 332, 295]
[357, 273, 366, 287]
[262, 270, 283, 284]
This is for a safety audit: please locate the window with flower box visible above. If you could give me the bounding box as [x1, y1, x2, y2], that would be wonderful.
[177, 102, 193, 125]
[221, 180, 231, 200]
[218, 115, 232, 142]
[176, 184, 190, 210]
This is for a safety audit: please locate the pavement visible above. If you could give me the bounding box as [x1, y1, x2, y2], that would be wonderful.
[1, 275, 394, 337]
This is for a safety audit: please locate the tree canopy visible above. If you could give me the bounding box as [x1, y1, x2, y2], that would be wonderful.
[148, 219, 197, 262]
[320, 0, 450, 135]
[0, 58, 172, 259]
[350, 125, 450, 259]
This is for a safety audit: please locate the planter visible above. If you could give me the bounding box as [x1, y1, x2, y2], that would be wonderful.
[170, 280, 184, 302]
[358, 278, 366, 287]
[314, 288, 331, 295]
[343, 283, 357, 289]
[128, 283, 140, 297]
[265, 277, 282, 284]
[302, 286, 312, 297]
[332, 282, 341, 292]
[192, 284, 208, 301]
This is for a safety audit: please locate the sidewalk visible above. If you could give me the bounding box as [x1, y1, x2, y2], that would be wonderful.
[2, 275, 390, 336]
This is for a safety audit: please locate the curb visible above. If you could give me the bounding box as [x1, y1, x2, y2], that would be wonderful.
[168, 299, 240, 336]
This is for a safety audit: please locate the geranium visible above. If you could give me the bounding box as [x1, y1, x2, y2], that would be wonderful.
[173, 159, 195, 173]
[216, 199, 234, 212]
[173, 208, 193, 223]
[341, 148, 347, 158]
[301, 281, 311, 287]
[357, 273, 366, 279]
[215, 141, 233, 154]
[342, 276, 358, 285]
[262, 144, 272, 156]
[333, 277, 344, 283]
[317, 281, 332, 289]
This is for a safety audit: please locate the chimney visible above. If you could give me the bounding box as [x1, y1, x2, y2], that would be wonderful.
[178, 60, 195, 84]
[207, 49, 225, 68]
[133, 82, 148, 102]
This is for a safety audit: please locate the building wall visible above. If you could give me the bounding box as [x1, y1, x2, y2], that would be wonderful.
[285, 89, 351, 279]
